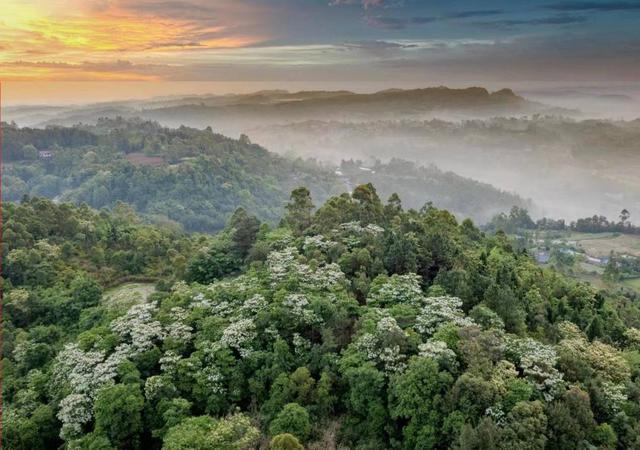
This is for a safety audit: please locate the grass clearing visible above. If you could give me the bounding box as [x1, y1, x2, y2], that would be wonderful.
[623, 278, 640, 292]
[103, 282, 156, 310]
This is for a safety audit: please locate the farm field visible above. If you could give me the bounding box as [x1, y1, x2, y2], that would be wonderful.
[567, 232, 640, 257]
[531, 231, 640, 293]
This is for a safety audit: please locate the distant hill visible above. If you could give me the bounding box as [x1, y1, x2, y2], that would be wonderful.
[139, 87, 543, 130]
[247, 116, 640, 222]
[5, 86, 564, 130]
[2, 119, 531, 230]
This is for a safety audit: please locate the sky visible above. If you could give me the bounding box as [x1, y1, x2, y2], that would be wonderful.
[1, 0, 640, 101]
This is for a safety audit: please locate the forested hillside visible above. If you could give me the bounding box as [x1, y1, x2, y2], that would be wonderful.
[3, 187, 640, 449]
[2, 119, 529, 230]
[2, 118, 343, 232]
[249, 116, 640, 221]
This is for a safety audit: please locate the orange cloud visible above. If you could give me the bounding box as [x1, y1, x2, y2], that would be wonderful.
[0, 0, 269, 80]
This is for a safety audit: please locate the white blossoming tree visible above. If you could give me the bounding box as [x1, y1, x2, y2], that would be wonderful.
[415, 296, 474, 336]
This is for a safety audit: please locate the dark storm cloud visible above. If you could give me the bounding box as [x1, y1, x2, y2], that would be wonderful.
[341, 40, 418, 50]
[364, 10, 505, 30]
[340, 40, 418, 55]
[445, 10, 504, 19]
[545, 1, 640, 11]
[329, 0, 400, 9]
[365, 15, 437, 29]
[476, 15, 588, 28]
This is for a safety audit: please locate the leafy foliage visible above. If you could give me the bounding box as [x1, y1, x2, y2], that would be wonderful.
[3, 186, 640, 449]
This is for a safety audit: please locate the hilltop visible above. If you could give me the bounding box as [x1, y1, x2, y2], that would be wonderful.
[3, 188, 639, 449]
[5, 87, 561, 130]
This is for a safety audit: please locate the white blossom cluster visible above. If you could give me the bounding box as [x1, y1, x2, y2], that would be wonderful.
[206, 275, 253, 295]
[267, 247, 298, 284]
[338, 222, 384, 235]
[34, 240, 62, 258]
[283, 294, 319, 325]
[377, 315, 404, 336]
[418, 340, 458, 368]
[58, 394, 93, 441]
[365, 224, 385, 234]
[111, 302, 164, 352]
[292, 333, 312, 356]
[190, 291, 212, 308]
[339, 221, 367, 234]
[11, 340, 29, 365]
[600, 381, 628, 414]
[240, 294, 268, 316]
[264, 325, 280, 340]
[506, 338, 564, 401]
[52, 344, 114, 398]
[212, 300, 235, 318]
[144, 375, 176, 402]
[367, 274, 424, 307]
[485, 406, 507, 426]
[198, 366, 226, 395]
[356, 316, 407, 373]
[55, 301, 168, 440]
[626, 327, 640, 349]
[53, 345, 118, 440]
[334, 222, 384, 248]
[219, 318, 257, 358]
[267, 247, 345, 291]
[189, 276, 257, 316]
[303, 263, 345, 291]
[171, 280, 193, 298]
[415, 296, 474, 336]
[165, 307, 193, 342]
[303, 235, 334, 252]
[159, 351, 182, 376]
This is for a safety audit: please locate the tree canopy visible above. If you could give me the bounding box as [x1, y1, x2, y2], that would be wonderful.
[3, 187, 640, 449]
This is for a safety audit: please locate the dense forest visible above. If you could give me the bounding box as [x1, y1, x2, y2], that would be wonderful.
[4, 186, 640, 449]
[2, 119, 528, 230]
[487, 207, 638, 235]
[2, 118, 343, 232]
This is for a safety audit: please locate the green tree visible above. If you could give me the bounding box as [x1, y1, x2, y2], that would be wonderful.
[457, 418, 502, 450]
[227, 208, 261, 259]
[185, 237, 242, 284]
[163, 414, 259, 450]
[389, 357, 453, 449]
[352, 183, 383, 225]
[269, 433, 304, 450]
[21, 144, 39, 160]
[283, 187, 314, 234]
[501, 401, 548, 450]
[546, 386, 595, 450]
[603, 253, 621, 283]
[68, 433, 115, 450]
[162, 416, 216, 450]
[70, 275, 103, 309]
[94, 384, 144, 449]
[269, 403, 312, 442]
